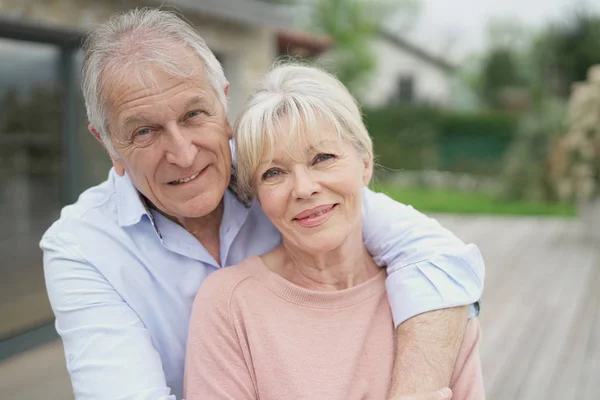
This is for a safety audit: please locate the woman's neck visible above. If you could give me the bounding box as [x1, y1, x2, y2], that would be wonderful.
[264, 226, 380, 291]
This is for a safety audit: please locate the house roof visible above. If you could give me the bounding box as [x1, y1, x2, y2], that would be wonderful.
[379, 29, 455, 72]
[0, 1, 289, 46]
[277, 28, 334, 57]
[163, 0, 290, 28]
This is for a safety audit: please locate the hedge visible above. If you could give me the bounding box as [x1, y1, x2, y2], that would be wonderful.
[362, 105, 518, 175]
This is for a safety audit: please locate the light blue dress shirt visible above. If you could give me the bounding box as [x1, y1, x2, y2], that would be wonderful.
[41, 168, 484, 400]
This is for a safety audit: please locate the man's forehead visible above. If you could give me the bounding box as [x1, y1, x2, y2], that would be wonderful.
[118, 91, 215, 124]
[112, 67, 209, 97]
[103, 44, 210, 98]
[107, 66, 215, 115]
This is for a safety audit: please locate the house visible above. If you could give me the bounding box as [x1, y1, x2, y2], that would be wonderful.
[361, 29, 456, 107]
[274, 25, 458, 109]
[277, 27, 334, 60]
[0, 0, 286, 346]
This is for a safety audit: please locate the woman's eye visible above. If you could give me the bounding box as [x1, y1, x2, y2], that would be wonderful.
[135, 128, 152, 137]
[314, 153, 335, 164]
[262, 169, 282, 180]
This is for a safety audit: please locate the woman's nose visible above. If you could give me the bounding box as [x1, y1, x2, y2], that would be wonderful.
[292, 167, 320, 199]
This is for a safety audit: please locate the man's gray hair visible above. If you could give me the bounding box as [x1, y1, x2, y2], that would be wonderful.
[81, 8, 228, 157]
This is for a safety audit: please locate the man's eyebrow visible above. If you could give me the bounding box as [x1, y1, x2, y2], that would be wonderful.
[122, 115, 149, 129]
[183, 95, 211, 110]
[120, 95, 212, 128]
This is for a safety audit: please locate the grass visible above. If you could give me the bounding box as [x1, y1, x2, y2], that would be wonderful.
[374, 185, 577, 217]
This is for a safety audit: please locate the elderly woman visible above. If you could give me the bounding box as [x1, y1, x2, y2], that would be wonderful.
[184, 64, 484, 400]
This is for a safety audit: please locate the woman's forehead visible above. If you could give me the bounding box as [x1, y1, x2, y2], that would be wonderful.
[260, 126, 344, 163]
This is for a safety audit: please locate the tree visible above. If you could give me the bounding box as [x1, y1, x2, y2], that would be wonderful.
[477, 18, 530, 109]
[532, 10, 600, 98]
[306, 0, 388, 96]
[270, 0, 419, 97]
[480, 48, 525, 109]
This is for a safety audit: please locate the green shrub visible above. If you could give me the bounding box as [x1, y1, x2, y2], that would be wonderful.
[437, 112, 518, 174]
[363, 105, 518, 176]
[362, 105, 440, 171]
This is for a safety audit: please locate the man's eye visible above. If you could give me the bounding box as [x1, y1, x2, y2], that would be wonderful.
[186, 110, 202, 119]
[262, 169, 282, 180]
[314, 153, 335, 164]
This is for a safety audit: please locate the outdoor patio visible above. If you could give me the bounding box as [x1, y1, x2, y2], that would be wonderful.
[1, 214, 598, 399]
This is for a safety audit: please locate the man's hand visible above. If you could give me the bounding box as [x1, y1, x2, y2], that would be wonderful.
[392, 387, 452, 400]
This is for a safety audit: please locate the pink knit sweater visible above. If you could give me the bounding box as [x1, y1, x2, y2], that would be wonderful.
[184, 256, 484, 399]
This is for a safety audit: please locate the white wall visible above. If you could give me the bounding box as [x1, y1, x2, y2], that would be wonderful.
[361, 36, 452, 107]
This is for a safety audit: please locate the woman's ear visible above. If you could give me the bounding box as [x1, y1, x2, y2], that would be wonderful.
[362, 153, 374, 186]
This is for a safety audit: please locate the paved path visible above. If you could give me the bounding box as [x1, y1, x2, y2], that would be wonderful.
[1, 215, 598, 399]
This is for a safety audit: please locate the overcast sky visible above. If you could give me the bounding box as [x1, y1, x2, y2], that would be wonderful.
[402, 0, 600, 62]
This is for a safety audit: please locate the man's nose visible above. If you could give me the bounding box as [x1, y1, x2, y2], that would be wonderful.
[292, 167, 320, 199]
[165, 126, 197, 168]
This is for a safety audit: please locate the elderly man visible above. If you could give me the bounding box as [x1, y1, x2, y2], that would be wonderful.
[41, 8, 484, 400]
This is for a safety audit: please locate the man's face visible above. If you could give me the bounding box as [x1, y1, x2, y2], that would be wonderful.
[98, 56, 232, 221]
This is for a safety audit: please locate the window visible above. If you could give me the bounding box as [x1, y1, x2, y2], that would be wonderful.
[0, 39, 62, 340]
[396, 74, 415, 103]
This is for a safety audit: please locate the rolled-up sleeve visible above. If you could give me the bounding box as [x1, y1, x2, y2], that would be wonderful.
[361, 188, 485, 327]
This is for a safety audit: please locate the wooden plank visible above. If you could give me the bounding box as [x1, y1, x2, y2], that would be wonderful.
[434, 215, 600, 400]
[539, 259, 600, 399]
[515, 245, 596, 399]
[580, 265, 600, 400]
[482, 220, 575, 398]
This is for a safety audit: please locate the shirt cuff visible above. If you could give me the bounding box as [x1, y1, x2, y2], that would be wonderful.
[385, 243, 485, 327]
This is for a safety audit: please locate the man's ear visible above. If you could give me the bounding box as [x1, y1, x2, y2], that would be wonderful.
[223, 82, 233, 139]
[88, 123, 126, 176]
[89, 124, 103, 145]
[225, 120, 233, 139]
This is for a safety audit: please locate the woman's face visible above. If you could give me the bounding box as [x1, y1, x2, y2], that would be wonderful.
[255, 121, 372, 255]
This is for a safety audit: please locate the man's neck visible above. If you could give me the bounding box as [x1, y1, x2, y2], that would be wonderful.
[178, 202, 225, 265]
[149, 199, 225, 265]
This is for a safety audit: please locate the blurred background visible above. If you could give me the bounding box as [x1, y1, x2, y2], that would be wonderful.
[1, 0, 599, 398]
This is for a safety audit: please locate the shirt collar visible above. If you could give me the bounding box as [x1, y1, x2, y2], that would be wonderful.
[114, 169, 153, 229]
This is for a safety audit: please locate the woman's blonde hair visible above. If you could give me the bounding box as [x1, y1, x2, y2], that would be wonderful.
[234, 63, 373, 200]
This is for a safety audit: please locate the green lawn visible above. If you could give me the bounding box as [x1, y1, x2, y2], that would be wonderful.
[374, 185, 576, 217]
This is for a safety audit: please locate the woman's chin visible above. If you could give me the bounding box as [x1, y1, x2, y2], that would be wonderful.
[294, 236, 344, 255]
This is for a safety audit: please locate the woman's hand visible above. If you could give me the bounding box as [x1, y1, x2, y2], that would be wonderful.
[391, 387, 452, 400]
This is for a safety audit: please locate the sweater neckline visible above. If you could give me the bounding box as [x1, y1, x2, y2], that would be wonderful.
[248, 255, 387, 309]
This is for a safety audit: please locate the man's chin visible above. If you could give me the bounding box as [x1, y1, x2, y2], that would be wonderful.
[180, 197, 224, 220]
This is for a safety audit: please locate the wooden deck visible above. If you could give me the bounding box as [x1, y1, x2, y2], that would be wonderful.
[437, 215, 600, 399]
[1, 215, 598, 399]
